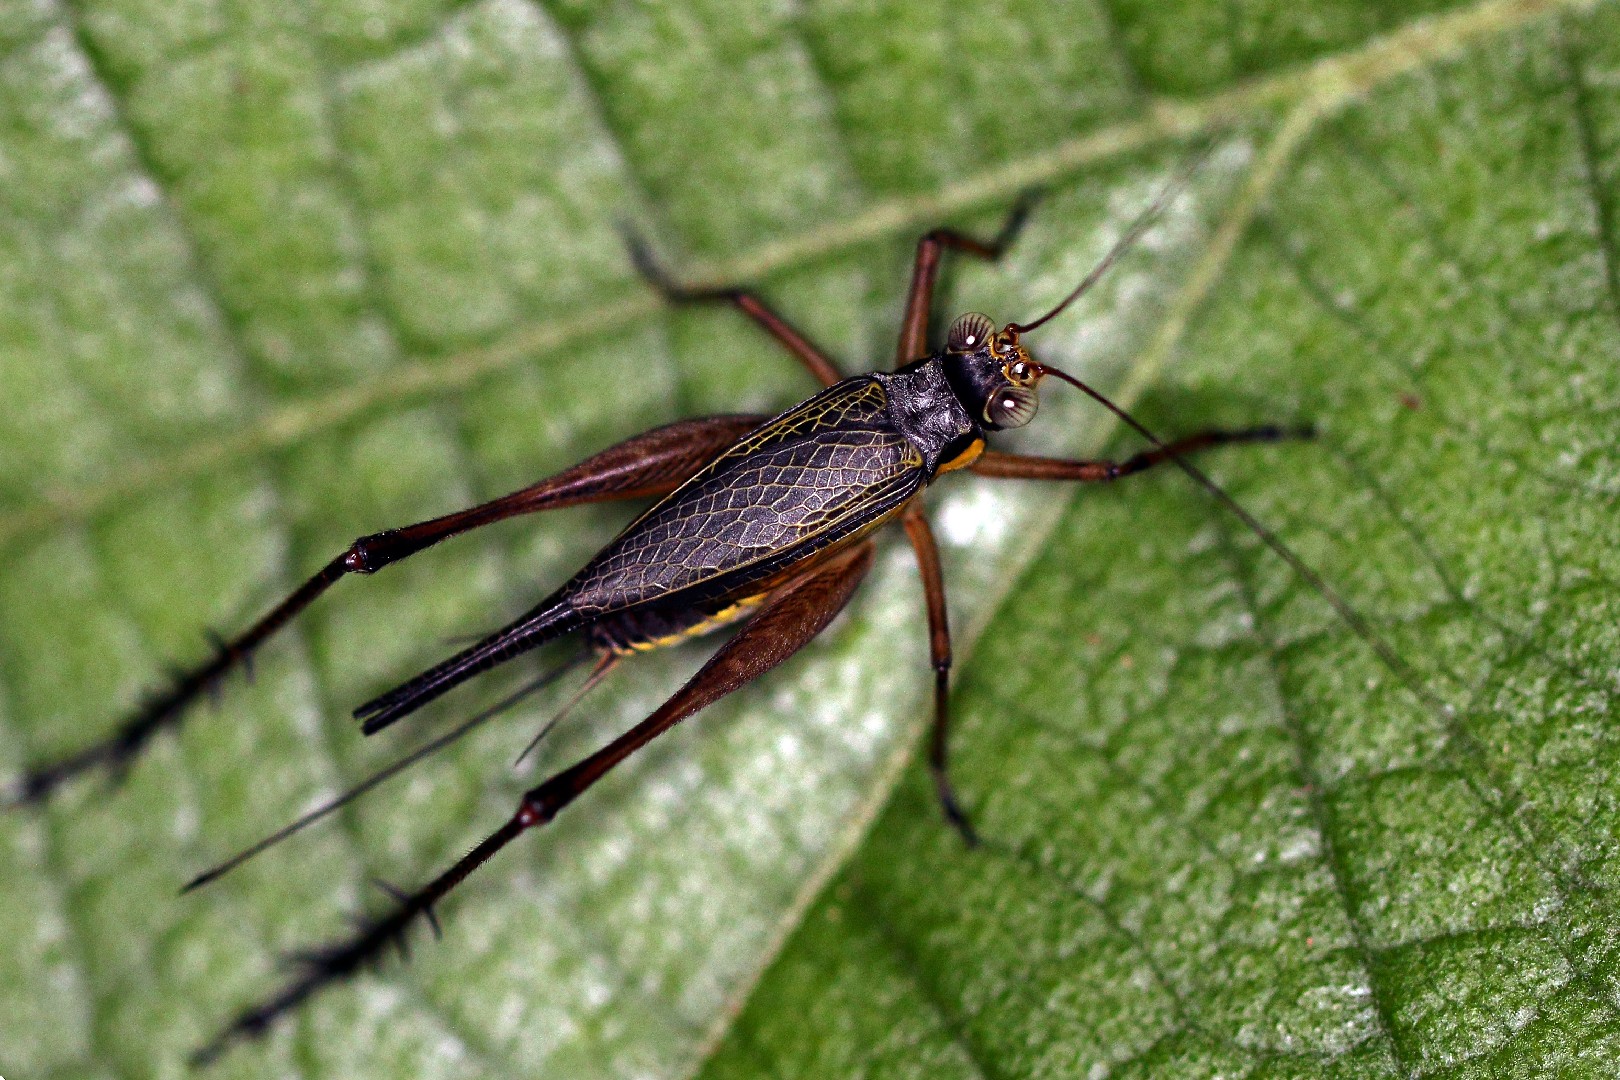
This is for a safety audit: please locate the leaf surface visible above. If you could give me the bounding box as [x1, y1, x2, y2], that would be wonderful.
[0, 1, 1614, 1077]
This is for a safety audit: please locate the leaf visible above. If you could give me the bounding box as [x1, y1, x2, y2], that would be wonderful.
[0, 2, 1613, 1080]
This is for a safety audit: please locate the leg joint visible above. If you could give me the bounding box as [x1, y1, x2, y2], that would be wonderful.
[518, 787, 561, 828]
[345, 531, 397, 573]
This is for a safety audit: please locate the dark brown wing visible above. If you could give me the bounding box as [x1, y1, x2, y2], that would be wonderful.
[560, 377, 922, 615]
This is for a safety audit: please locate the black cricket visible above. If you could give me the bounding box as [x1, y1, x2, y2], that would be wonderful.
[14, 175, 1325, 1064]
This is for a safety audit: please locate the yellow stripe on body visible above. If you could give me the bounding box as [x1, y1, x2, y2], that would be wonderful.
[936, 437, 984, 474]
[618, 593, 770, 653]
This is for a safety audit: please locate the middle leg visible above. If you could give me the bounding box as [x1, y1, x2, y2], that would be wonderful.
[902, 503, 977, 846]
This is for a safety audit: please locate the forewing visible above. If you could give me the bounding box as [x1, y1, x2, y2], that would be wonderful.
[562, 379, 922, 615]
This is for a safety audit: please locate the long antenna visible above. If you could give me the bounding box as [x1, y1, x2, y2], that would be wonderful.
[181, 651, 589, 894]
[1009, 145, 1212, 336]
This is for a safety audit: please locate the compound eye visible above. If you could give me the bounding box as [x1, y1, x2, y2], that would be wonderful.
[947, 312, 995, 353]
[984, 384, 1038, 429]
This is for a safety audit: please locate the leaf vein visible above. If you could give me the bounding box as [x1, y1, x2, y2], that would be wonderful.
[1205, 508, 1411, 1072]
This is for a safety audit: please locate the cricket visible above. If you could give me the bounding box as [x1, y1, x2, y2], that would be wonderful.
[13, 165, 1411, 1066]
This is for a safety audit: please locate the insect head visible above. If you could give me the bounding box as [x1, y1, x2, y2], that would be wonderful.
[942, 311, 1044, 430]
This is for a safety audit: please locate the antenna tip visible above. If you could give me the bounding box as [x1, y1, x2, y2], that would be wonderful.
[181, 859, 239, 894]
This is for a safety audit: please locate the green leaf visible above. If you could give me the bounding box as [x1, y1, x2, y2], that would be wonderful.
[0, 2, 1614, 1079]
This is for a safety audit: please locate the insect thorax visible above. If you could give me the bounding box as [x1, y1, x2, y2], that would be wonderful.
[876, 361, 983, 477]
